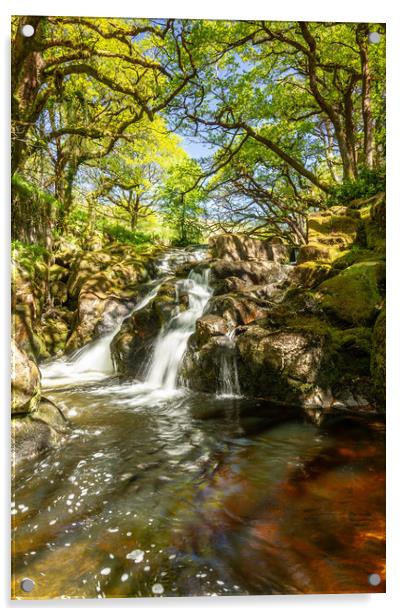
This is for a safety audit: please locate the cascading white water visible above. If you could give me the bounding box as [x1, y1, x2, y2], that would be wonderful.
[145, 268, 212, 390]
[41, 283, 162, 388]
[218, 329, 241, 398]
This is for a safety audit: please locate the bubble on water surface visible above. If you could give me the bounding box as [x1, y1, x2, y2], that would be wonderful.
[126, 549, 144, 563]
[101, 568, 111, 575]
[121, 573, 129, 582]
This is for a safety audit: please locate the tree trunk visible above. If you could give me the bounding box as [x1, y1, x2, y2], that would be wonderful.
[356, 24, 375, 169]
[11, 17, 47, 175]
[130, 193, 140, 232]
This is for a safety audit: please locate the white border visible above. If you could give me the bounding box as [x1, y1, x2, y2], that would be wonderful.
[1, 1, 401, 614]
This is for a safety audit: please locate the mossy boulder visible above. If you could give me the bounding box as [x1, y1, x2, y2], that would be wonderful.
[234, 318, 373, 408]
[42, 317, 70, 356]
[371, 307, 386, 409]
[53, 239, 82, 268]
[11, 341, 41, 414]
[292, 262, 332, 288]
[67, 251, 117, 301]
[308, 208, 361, 247]
[316, 261, 385, 326]
[332, 248, 384, 271]
[357, 194, 386, 255]
[11, 258, 48, 359]
[11, 398, 69, 465]
[297, 204, 363, 267]
[297, 242, 345, 265]
[65, 257, 153, 352]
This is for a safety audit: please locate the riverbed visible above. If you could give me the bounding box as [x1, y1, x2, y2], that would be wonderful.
[11, 248, 385, 598]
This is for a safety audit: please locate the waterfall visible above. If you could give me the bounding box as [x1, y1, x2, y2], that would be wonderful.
[145, 268, 212, 390]
[218, 330, 241, 398]
[41, 283, 162, 388]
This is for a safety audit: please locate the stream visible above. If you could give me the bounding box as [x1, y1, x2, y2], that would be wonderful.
[11, 248, 385, 598]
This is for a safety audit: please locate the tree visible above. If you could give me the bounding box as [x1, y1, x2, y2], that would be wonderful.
[158, 159, 206, 246]
[11, 16, 197, 243]
[89, 117, 186, 232]
[169, 20, 385, 185]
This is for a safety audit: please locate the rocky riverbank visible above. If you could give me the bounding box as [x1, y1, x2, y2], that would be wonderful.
[182, 193, 385, 411]
[11, 193, 386, 462]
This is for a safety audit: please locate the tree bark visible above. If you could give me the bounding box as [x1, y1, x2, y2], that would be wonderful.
[356, 24, 375, 169]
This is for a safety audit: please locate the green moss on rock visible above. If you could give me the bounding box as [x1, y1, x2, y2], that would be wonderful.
[371, 307, 386, 409]
[316, 261, 385, 326]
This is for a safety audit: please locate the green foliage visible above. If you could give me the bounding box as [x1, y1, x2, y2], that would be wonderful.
[158, 159, 206, 246]
[326, 167, 386, 206]
[12, 173, 61, 212]
[101, 223, 153, 246]
[11, 240, 49, 261]
[11, 17, 386, 249]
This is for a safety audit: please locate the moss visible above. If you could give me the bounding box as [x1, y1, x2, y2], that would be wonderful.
[283, 315, 373, 390]
[297, 241, 344, 265]
[357, 197, 386, 255]
[42, 318, 70, 355]
[308, 212, 360, 244]
[332, 247, 384, 270]
[316, 261, 385, 326]
[293, 261, 332, 288]
[371, 307, 386, 409]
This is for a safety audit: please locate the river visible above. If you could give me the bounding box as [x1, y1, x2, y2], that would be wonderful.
[11, 248, 385, 598]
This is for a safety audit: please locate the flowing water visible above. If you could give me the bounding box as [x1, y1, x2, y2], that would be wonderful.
[11, 248, 385, 599]
[218, 330, 241, 399]
[146, 269, 212, 390]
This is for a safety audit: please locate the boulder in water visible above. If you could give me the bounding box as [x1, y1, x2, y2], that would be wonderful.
[12, 398, 68, 464]
[196, 314, 228, 346]
[11, 341, 41, 414]
[65, 258, 153, 352]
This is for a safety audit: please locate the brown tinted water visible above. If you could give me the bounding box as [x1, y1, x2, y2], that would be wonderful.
[11, 380, 385, 598]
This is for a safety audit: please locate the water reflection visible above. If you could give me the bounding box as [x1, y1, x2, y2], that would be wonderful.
[12, 380, 385, 599]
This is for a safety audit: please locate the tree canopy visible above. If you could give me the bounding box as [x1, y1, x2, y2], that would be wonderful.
[11, 17, 385, 247]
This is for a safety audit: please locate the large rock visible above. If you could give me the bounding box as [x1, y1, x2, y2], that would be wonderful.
[66, 251, 116, 301]
[236, 319, 374, 409]
[65, 258, 153, 352]
[358, 193, 386, 254]
[209, 234, 291, 263]
[316, 261, 385, 326]
[371, 307, 385, 409]
[111, 278, 188, 376]
[206, 293, 268, 328]
[307, 208, 361, 248]
[182, 335, 232, 393]
[210, 260, 293, 293]
[11, 398, 69, 465]
[11, 341, 41, 414]
[42, 315, 70, 356]
[195, 315, 228, 346]
[11, 256, 48, 359]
